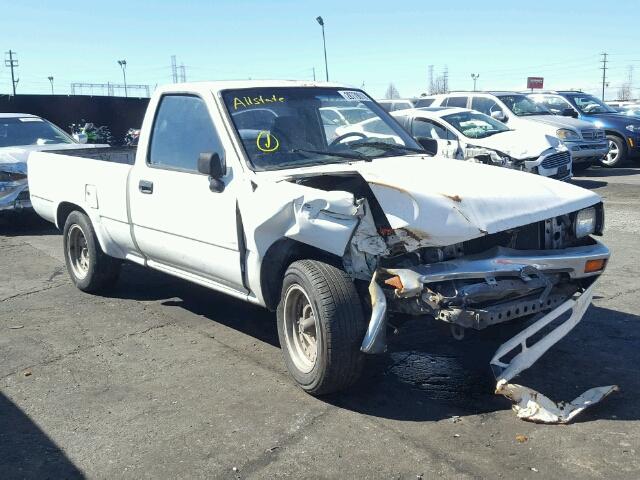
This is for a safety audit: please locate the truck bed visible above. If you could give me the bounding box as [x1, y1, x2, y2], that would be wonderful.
[47, 146, 136, 165]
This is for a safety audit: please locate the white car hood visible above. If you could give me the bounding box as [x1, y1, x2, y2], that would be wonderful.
[0, 143, 109, 174]
[527, 114, 593, 130]
[466, 130, 559, 159]
[274, 155, 600, 248]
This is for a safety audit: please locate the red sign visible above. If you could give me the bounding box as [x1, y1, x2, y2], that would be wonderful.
[527, 77, 544, 89]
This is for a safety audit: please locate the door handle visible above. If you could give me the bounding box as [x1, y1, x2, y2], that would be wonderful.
[139, 180, 154, 194]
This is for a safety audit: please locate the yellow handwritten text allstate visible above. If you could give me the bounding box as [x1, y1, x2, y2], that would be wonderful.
[233, 94, 285, 110]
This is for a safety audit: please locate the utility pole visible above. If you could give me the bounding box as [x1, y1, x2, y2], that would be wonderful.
[5, 50, 19, 95]
[601, 52, 608, 101]
[118, 60, 128, 97]
[471, 73, 480, 91]
[48, 76, 54, 94]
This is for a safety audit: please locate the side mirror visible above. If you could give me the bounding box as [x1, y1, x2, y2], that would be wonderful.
[73, 133, 88, 144]
[562, 107, 578, 118]
[197, 152, 226, 192]
[416, 137, 438, 155]
[490, 110, 506, 122]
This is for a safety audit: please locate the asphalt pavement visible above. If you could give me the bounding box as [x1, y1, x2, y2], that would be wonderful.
[1, 166, 639, 479]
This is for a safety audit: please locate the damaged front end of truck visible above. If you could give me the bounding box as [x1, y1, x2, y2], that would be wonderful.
[253, 157, 618, 423]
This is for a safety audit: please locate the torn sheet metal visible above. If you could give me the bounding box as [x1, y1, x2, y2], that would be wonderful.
[490, 282, 618, 423]
[497, 383, 619, 424]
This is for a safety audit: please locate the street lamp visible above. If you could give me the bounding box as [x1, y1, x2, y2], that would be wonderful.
[316, 16, 329, 81]
[471, 73, 480, 91]
[117, 59, 128, 97]
[47, 76, 54, 95]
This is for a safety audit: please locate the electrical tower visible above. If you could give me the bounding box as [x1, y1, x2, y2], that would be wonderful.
[601, 52, 608, 101]
[4, 50, 19, 95]
[428, 65, 434, 94]
[179, 63, 186, 82]
[171, 55, 178, 83]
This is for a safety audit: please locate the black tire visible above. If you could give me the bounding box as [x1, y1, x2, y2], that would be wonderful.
[62, 211, 121, 293]
[601, 135, 627, 167]
[277, 260, 366, 395]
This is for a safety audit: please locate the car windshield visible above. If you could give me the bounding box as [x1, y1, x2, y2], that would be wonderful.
[498, 94, 551, 116]
[441, 111, 510, 139]
[572, 94, 617, 114]
[0, 117, 74, 147]
[221, 87, 423, 171]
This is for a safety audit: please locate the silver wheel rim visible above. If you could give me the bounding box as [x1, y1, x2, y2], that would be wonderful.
[604, 140, 619, 165]
[283, 284, 319, 373]
[67, 224, 90, 279]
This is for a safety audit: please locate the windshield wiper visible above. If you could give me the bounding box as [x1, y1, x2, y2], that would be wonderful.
[290, 148, 371, 162]
[349, 141, 426, 154]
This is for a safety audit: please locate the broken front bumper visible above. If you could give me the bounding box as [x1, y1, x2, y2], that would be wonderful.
[361, 240, 616, 422]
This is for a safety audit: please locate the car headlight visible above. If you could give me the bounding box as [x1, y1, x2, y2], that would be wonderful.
[625, 124, 640, 133]
[556, 128, 580, 140]
[574, 207, 597, 238]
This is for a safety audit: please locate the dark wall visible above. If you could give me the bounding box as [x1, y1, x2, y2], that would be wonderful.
[0, 94, 150, 145]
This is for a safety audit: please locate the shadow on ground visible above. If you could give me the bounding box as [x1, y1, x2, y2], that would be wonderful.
[106, 264, 640, 424]
[0, 392, 84, 479]
[0, 211, 58, 237]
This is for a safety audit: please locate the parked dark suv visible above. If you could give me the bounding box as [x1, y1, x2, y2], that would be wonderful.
[528, 91, 640, 167]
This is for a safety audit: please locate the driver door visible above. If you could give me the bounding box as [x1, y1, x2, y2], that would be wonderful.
[412, 118, 460, 159]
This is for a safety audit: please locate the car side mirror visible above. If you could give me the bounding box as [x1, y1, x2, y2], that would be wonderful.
[562, 107, 578, 118]
[416, 137, 438, 155]
[197, 152, 226, 192]
[490, 110, 506, 122]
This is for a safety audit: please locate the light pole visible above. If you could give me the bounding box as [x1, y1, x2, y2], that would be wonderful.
[316, 16, 329, 81]
[118, 59, 128, 97]
[47, 76, 54, 95]
[471, 73, 480, 91]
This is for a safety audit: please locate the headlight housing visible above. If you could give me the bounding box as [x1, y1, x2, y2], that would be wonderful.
[556, 128, 581, 140]
[574, 207, 598, 238]
[625, 124, 640, 133]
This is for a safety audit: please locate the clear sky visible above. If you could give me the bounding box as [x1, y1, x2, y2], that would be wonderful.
[2, 0, 639, 100]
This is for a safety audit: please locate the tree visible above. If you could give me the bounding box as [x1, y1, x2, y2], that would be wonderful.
[385, 83, 401, 99]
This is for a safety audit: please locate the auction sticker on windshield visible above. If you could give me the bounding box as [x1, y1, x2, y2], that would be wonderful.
[338, 90, 371, 102]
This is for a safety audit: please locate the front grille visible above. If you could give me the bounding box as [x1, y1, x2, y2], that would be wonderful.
[581, 129, 605, 141]
[541, 151, 571, 169]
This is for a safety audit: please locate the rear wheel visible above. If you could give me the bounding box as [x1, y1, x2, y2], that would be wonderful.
[277, 260, 366, 395]
[63, 211, 121, 293]
[601, 135, 626, 167]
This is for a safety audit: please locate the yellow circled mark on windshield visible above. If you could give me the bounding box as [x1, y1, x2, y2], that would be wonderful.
[256, 130, 280, 153]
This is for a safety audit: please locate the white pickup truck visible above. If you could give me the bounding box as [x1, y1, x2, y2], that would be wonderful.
[28, 81, 616, 423]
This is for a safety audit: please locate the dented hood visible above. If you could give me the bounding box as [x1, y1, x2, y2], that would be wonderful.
[276, 155, 600, 247]
[466, 129, 560, 159]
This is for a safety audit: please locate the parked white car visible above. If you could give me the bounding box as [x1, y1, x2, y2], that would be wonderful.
[377, 99, 415, 112]
[391, 107, 572, 180]
[426, 92, 608, 171]
[0, 113, 107, 213]
[28, 80, 615, 422]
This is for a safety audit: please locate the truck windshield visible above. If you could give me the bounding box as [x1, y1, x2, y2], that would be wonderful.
[0, 117, 74, 147]
[441, 111, 510, 139]
[221, 87, 423, 171]
[498, 95, 551, 116]
[571, 94, 617, 114]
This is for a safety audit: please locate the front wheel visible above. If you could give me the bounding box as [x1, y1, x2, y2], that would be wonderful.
[63, 211, 121, 293]
[277, 260, 366, 395]
[601, 135, 627, 167]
